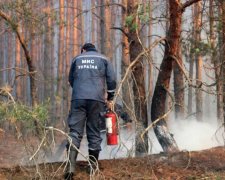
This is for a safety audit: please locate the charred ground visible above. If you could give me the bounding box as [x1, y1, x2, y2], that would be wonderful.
[0, 146, 225, 179]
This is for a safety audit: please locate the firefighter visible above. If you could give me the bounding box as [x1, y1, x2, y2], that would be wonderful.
[64, 43, 116, 179]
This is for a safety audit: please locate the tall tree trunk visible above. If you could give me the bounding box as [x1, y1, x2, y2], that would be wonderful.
[121, 0, 134, 119]
[151, 0, 181, 153]
[105, 1, 112, 59]
[220, 0, 225, 124]
[213, 0, 223, 122]
[15, 28, 22, 100]
[112, 2, 122, 82]
[173, 42, 184, 119]
[130, 36, 148, 156]
[151, 0, 201, 152]
[82, 0, 92, 43]
[0, 22, 3, 87]
[44, 0, 52, 100]
[147, 0, 153, 112]
[7, 31, 12, 85]
[0, 27, 3, 87]
[72, 0, 79, 56]
[92, 0, 99, 46]
[64, 0, 72, 118]
[125, 1, 148, 156]
[3, 25, 8, 86]
[188, 53, 194, 115]
[100, 0, 105, 54]
[188, 7, 197, 116]
[57, 0, 65, 121]
[194, 2, 203, 121]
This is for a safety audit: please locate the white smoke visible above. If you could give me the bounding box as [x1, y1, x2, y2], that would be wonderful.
[168, 118, 225, 151]
[44, 118, 225, 162]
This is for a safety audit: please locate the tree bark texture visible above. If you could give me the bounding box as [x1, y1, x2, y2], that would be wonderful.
[173, 42, 185, 119]
[126, 1, 148, 156]
[188, 53, 194, 115]
[220, 0, 225, 124]
[194, 2, 203, 121]
[100, 0, 106, 54]
[64, 0, 72, 117]
[43, 0, 52, 100]
[151, 0, 182, 153]
[214, 1, 224, 122]
[0, 22, 4, 87]
[56, 0, 65, 121]
[151, 0, 201, 152]
[121, 0, 134, 117]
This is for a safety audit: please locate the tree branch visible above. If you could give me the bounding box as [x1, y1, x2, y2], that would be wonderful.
[111, 27, 129, 38]
[0, 10, 38, 107]
[181, 0, 202, 12]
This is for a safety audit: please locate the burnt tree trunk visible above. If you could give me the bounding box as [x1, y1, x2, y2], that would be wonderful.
[151, 0, 201, 152]
[151, 0, 181, 152]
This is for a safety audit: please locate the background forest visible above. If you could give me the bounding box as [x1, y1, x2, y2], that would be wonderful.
[0, 0, 225, 173]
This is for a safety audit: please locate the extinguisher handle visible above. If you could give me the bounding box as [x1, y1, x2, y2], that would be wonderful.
[106, 100, 113, 111]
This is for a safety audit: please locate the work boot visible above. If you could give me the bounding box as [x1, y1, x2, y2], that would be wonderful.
[64, 150, 78, 180]
[87, 150, 99, 174]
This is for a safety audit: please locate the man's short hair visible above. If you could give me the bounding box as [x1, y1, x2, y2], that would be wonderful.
[81, 43, 96, 52]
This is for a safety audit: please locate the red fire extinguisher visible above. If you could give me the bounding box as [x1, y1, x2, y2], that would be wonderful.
[105, 110, 118, 145]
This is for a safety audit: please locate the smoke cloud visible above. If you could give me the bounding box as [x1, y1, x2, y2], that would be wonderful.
[168, 118, 224, 151]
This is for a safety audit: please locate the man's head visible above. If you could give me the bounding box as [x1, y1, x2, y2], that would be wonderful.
[81, 43, 96, 53]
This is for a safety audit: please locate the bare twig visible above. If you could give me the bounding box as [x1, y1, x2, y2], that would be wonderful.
[114, 37, 166, 103]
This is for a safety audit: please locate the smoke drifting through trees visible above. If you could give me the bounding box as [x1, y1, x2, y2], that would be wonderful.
[0, 0, 224, 161]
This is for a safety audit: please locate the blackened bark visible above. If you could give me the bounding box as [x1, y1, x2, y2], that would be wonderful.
[151, 0, 201, 152]
[151, 0, 182, 153]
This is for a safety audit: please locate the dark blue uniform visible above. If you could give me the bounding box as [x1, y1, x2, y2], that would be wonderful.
[67, 49, 116, 151]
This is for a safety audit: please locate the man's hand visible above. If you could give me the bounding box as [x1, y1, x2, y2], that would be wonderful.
[106, 100, 113, 111]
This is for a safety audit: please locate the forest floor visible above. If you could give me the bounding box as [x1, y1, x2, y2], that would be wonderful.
[0, 133, 225, 179]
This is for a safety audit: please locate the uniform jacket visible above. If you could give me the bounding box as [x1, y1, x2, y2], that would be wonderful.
[69, 50, 116, 102]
